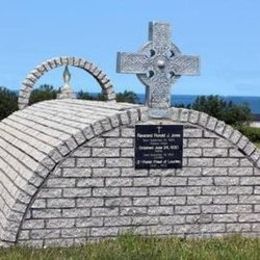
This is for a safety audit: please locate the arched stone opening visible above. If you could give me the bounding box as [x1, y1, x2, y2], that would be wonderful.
[18, 56, 116, 110]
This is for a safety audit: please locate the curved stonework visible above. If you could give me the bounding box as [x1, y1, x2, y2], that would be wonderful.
[0, 101, 259, 247]
[18, 56, 116, 110]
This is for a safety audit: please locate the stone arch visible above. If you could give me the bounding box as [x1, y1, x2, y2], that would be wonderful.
[0, 102, 259, 246]
[18, 56, 116, 110]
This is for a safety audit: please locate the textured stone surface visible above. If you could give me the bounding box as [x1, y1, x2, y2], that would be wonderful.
[117, 22, 199, 117]
[0, 100, 259, 248]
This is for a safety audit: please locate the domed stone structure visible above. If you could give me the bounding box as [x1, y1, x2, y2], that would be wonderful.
[0, 99, 259, 247]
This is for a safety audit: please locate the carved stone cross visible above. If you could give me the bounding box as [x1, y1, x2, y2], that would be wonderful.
[117, 21, 200, 117]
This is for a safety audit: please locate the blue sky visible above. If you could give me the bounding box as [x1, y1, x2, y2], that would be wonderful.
[1, 0, 260, 96]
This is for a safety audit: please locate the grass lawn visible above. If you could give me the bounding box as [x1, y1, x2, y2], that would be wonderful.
[0, 235, 259, 260]
[255, 142, 260, 148]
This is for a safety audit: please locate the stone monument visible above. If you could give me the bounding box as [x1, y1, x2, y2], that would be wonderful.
[117, 21, 200, 118]
[57, 65, 76, 99]
[0, 21, 259, 248]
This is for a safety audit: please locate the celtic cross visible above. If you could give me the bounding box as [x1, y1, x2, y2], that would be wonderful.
[117, 21, 200, 118]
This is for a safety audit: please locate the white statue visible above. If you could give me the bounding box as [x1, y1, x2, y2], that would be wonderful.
[57, 65, 76, 99]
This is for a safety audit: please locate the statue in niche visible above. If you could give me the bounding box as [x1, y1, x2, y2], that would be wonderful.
[57, 65, 76, 99]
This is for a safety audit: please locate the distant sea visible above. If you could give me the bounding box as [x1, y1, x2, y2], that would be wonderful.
[136, 94, 260, 114]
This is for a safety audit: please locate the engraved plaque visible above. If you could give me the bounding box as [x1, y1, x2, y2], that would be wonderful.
[135, 125, 183, 169]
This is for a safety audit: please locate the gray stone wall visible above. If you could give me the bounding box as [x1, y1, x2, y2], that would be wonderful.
[18, 124, 260, 247]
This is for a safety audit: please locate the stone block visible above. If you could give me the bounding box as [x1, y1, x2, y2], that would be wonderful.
[176, 187, 201, 195]
[72, 148, 91, 157]
[37, 188, 62, 199]
[202, 186, 227, 195]
[160, 196, 186, 205]
[92, 168, 120, 177]
[47, 199, 75, 208]
[120, 207, 147, 216]
[203, 148, 228, 157]
[186, 214, 212, 224]
[240, 177, 260, 185]
[92, 148, 120, 157]
[132, 216, 159, 225]
[213, 195, 238, 204]
[188, 139, 214, 148]
[175, 205, 200, 214]
[198, 113, 209, 127]
[215, 121, 226, 135]
[214, 158, 239, 167]
[187, 196, 212, 205]
[239, 195, 260, 204]
[104, 216, 131, 226]
[106, 158, 133, 167]
[30, 229, 60, 239]
[228, 186, 253, 195]
[121, 127, 135, 137]
[183, 129, 202, 138]
[23, 220, 45, 229]
[214, 177, 239, 185]
[102, 128, 120, 137]
[222, 125, 234, 139]
[61, 228, 89, 238]
[105, 198, 132, 207]
[77, 198, 104, 208]
[121, 187, 147, 196]
[46, 219, 75, 228]
[132, 197, 159, 206]
[206, 117, 218, 130]
[227, 205, 252, 213]
[188, 110, 199, 124]
[240, 159, 253, 166]
[226, 223, 251, 232]
[183, 148, 202, 157]
[77, 178, 104, 188]
[149, 187, 175, 196]
[90, 227, 119, 237]
[77, 158, 105, 167]
[106, 178, 132, 187]
[46, 178, 76, 188]
[202, 205, 226, 214]
[63, 168, 91, 178]
[230, 130, 242, 144]
[147, 206, 173, 215]
[121, 148, 134, 157]
[188, 158, 213, 167]
[105, 138, 133, 148]
[91, 207, 119, 217]
[161, 177, 187, 186]
[93, 187, 120, 197]
[86, 138, 105, 147]
[62, 208, 91, 217]
[215, 139, 233, 148]
[63, 188, 91, 197]
[32, 209, 62, 218]
[188, 177, 213, 186]
[237, 136, 249, 150]
[239, 213, 260, 222]
[76, 217, 103, 227]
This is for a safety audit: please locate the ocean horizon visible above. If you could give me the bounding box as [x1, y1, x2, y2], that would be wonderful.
[13, 90, 260, 114]
[136, 94, 260, 114]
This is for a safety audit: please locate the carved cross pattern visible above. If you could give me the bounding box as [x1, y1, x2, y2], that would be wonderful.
[117, 22, 200, 117]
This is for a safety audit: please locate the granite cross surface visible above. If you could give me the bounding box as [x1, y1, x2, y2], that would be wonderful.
[117, 21, 200, 118]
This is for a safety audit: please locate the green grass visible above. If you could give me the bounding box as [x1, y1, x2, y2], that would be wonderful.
[255, 142, 260, 148]
[0, 234, 259, 260]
